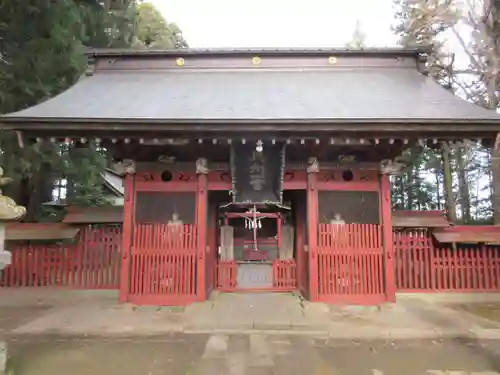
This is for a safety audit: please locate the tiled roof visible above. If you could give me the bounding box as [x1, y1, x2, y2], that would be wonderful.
[3, 68, 499, 123]
[2, 47, 499, 126]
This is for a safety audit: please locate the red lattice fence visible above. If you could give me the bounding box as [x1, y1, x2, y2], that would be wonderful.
[1, 226, 122, 289]
[216, 260, 238, 290]
[127, 223, 198, 305]
[272, 260, 297, 290]
[394, 231, 500, 292]
[317, 224, 386, 304]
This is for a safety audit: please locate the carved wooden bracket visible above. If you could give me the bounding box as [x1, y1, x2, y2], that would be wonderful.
[196, 158, 209, 175]
[306, 157, 319, 173]
[158, 155, 176, 164]
[111, 159, 136, 175]
[380, 158, 406, 175]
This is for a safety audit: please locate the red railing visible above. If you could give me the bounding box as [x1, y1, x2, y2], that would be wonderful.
[317, 224, 385, 304]
[132, 223, 197, 251]
[272, 260, 297, 290]
[1, 226, 122, 289]
[233, 238, 278, 261]
[215, 260, 297, 291]
[129, 252, 196, 297]
[129, 223, 198, 305]
[394, 231, 500, 292]
[216, 260, 237, 290]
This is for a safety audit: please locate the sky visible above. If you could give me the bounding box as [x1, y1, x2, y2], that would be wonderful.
[151, 0, 398, 48]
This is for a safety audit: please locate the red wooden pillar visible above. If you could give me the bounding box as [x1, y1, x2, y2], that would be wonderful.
[120, 174, 135, 303]
[206, 202, 218, 293]
[196, 159, 209, 301]
[380, 174, 396, 302]
[277, 214, 282, 250]
[307, 158, 319, 301]
[296, 199, 305, 293]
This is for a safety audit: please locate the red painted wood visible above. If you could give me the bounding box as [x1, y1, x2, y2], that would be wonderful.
[207, 170, 232, 191]
[394, 231, 500, 292]
[216, 260, 237, 289]
[128, 223, 198, 305]
[317, 182, 379, 192]
[295, 198, 308, 298]
[215, 260, 298, 291]
[316, 170, 380, 192]
[128, 252, 197, 303]
[196, 172, 208, 301]
[134, 170, 197, 192]
[205, 203, 218, 297]
[380, 174, 396, 302]
[208, 169, 308, 191]
[272, 260, 297, 290]
[225, 212, 281, 219]
[243, 250, 268, 261]
[134, 182, 197, 192]
[120, 175, 134, 302]
[1, 227, 122, 289]
[317, 224, 385, 304]
[307, 170, 319, 301]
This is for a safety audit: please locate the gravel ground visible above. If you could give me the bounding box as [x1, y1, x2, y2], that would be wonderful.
[6, 334, 500, 375]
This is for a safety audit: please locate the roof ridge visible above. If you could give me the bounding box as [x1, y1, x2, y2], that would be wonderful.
[86, 47, 430, 58]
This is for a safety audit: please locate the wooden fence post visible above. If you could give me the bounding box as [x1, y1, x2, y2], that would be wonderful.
[380, 174, 396, 302]
[307, 157, 319, 301]
[196, 158, 208, 301]
[119, 174, 135, 303]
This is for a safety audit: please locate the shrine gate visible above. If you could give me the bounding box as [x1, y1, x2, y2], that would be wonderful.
[2, 47, 500, 305]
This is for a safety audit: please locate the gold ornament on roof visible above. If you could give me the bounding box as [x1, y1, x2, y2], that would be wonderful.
[252, 56, 261, 66]
[328, 56, 337, 65]
[176, 57, 185, 67]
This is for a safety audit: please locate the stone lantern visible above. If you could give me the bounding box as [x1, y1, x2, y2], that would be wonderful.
[0, 167, 26, 271]
[0, 167, 26, 374]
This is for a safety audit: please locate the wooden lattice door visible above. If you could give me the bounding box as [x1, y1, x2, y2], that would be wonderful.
[317, 224, 387, 304]
[127, 190, 198, 305]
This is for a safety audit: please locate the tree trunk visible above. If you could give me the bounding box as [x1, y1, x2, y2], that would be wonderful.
[442, 142, 457, 223]
[456, 145, 471, 223]
[435, 168, 441, 210]
[22, 163, 51, 222]
[491, 148, 500, 223]
[483, 0, 500, 223]
[405, 171, 414, 210]
[398, 177, 406, 209]
[415, 166, 422, 211]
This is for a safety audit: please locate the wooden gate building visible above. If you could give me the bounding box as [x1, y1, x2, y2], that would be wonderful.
[2, 47, 500, 305]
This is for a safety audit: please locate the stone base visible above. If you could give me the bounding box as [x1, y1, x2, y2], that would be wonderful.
[0, 341, 7, 374]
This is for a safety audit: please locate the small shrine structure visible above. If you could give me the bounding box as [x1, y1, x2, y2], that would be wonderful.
[2, 47, 500, 305]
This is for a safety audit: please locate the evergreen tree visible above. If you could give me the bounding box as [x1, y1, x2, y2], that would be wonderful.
[0, 0, 187, 219]
[345, 20, 367, 49]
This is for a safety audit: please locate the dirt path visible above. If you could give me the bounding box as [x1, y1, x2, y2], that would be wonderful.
[6, 335, 500, 375]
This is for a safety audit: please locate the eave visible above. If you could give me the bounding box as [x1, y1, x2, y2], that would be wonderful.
[3, 118, 500, 136]
[432, 226, 500, 244]
[393, 210, 449, 228]
[5, 223, 80, 241]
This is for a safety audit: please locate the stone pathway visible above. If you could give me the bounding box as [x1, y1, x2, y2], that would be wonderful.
[184, 292, 322, 332]
[4, 289, 500, 340]
[7, 334, 500, 375]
